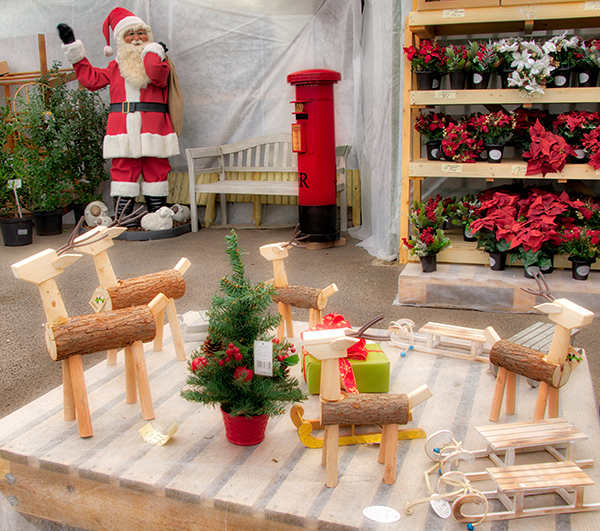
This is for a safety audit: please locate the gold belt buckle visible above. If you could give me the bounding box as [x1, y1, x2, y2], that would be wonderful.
[121, 101, 130, 113]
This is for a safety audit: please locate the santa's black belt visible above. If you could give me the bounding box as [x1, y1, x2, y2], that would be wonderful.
[109, 102, 169, 113]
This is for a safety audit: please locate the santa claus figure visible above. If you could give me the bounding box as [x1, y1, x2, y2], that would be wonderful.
[57, 7, 180, 224]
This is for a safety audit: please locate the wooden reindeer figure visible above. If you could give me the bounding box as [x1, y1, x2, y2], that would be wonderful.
[73, 224, 190, 365]
[485, 273, 593, 422]
[302, 318, 432, 487]
[11, 228, 169, 437]
[259, 227, 337, 340]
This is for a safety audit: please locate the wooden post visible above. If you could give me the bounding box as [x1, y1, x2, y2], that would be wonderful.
[260, 243, 291, 339]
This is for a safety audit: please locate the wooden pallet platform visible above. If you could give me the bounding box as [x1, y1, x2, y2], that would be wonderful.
[1, 317, 599, 530]
[396, 263, 600, 315]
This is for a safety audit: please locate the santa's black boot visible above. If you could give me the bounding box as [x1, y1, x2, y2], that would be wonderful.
[144, 195, 167, 213]
[114, 196, 139, 227]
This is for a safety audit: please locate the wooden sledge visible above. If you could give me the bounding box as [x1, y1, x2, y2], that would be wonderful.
[290, 404, 426, 449]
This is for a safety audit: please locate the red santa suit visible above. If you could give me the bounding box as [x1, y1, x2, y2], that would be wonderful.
[62, 39, 179, 198]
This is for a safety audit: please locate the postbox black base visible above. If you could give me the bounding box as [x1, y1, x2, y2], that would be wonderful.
[299, 205, 339, 242]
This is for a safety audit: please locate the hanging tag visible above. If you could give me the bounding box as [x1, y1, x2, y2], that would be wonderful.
[362, 506, 401, 523]
[430, 498, 451, 519]
[139, 421, 178, 445]
[254, 340, 273, 376]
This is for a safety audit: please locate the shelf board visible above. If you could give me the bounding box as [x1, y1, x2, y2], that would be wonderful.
[410, 87, 600, 106]
[408, 3, 600, 38]
[409, 159, 600, 179]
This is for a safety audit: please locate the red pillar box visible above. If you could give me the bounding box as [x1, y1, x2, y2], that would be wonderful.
[287, 69, 341, 242]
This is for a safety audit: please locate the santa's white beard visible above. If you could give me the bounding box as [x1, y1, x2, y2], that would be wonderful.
[117, 41, 151, 90]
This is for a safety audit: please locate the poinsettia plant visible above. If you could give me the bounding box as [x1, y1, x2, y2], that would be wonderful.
[581, 128, 600, 169]
[523, 120, 574, 176]
[402, 225, 451, 257]
[553, 110, 600, 145]
[577, 38, 600, 70]
[542, 32, 582, 70]
[414, 112, 454, 143]
[442, 122, 484, 163]
[511, 107, 550, 152]
[469, 191, 517, 254]
[403, 40, 447, 72]
[469, 110, 516, 145]
[558, 226, 600, 262]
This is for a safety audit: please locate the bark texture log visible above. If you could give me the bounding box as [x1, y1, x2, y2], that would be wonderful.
[46, 306, 156, 361]
[273, 285, 322, 309]
[321, 393, 409, 426]
[489, 340, 565, 387]
[108, 269, 185, 309]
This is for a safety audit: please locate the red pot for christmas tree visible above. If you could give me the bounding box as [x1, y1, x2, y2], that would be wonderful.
[220, 408, 269, 446]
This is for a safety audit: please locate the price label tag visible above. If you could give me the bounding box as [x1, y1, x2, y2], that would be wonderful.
[585, 1, 600, 10]
[430, 498, 451, 519]
[519, 92, 541, 99]
[7, 179, 22, 190]
[441, 163, 462, 173]
[139, 421, 178, 446]
[254, 340, 273, 376]
[511, 165, 527, 176]
[362, 506, 401, 523]
[435, 91, 456, 100]
[443, 8, 465, 18]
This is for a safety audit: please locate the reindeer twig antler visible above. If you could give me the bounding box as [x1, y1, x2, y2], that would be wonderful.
[108, 197, 146, 228]
[56, 217, 110, 256]
[282, 224, 310, 248]
[346, 314, 391, 341]
[521, 270, 554, 302]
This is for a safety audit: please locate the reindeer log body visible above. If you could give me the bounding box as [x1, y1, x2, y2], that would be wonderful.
[104, 269, 186, 310]
[46, 306, 157, 361]
[322, 394, 410, 426]
[490, 340, 566, 388]
[273, 285, 334, 310]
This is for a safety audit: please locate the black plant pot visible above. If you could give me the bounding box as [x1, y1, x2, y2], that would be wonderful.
[488, 251, 507, 271]
[470, 71, 491, 89]
[577, 68, 599, 87]
[420, 254, 437, 273]
[416, 71, 442, 91]
[569, 257, 594, 281]
[463, 226, 477, 242]
[499, 69, 516, 89]
[33, 208, 63, 236]
[448, 71, 466, 90]
[523, 265, 540, 279]
[549, 68, 572, 88]
[72, 203, 88, 225]
[485, 143, 505, 164]
[1, 216, 34, 246]
[425, 141, 442, 161]
[570, 146, 587, 164]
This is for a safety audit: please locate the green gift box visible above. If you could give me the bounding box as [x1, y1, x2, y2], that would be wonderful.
[302, 343, 390, 395]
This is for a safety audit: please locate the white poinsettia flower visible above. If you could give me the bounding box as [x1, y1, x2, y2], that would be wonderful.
[542, 41, 557, 54]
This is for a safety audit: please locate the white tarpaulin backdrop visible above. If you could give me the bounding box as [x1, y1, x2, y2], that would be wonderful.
[1, 0, 412, 260]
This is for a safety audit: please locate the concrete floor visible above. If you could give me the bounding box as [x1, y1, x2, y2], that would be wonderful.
[2, 224, 599, 420]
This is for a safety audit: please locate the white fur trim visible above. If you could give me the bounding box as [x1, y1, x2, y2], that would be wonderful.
[141, 180, 169, 196]
[110, 181, 140, 197]
[114, 16, 146, 39]
[141, 42, 166, 61]
[62, 40, 86, 64]
[103, 133, 180, 159]
[104, 45, 114, 57]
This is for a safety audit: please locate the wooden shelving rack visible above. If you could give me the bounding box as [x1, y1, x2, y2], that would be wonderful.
[399, 2, 600, 264]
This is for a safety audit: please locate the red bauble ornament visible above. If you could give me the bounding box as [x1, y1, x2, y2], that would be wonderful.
[233, 366, 253, 382]
[191, 357, 206, 372]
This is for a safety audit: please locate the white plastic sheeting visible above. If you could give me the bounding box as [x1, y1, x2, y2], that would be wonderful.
[1, 0, 406, 260]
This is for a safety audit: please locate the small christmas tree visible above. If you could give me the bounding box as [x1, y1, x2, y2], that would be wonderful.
[181, 230, 307, 418]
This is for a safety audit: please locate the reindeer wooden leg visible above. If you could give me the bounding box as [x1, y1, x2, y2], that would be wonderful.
[534, 382, 550, 421]
[68, 355, 93, 438]
[277, 302, 287, 341]
[489, 366, 508, 422]
[324, 424, 339, 488]
[505, 371, 517, 416]
[61, 359, 76, 421]
[281, 303, 293, 338]
[106, 349, 118, 366]
[548, 387, 560, 418]
[124, 346, 137, 404]
[131, 340, 155, 420]
[383, 424, 399, 484]
[309, 308, 322, 328]
[153, 308, 165, 352]
[166, 298, 187, 361]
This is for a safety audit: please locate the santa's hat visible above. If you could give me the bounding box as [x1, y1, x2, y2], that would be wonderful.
[102, 7, 149, 57]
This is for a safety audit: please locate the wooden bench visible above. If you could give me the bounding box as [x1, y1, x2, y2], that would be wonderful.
[418, 322, 489, 362]
[186, 133, 351, 231]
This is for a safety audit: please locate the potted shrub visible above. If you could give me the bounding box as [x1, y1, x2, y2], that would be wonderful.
[445, 44, 469, 89]
[181, 230, 307, 445]
[441, 122, 484, 163]
[469, 110, 516, 163]
[466, 40, 499, 89]
[553, 110, 600, 163]
[523, 120, 574, 176]
[414, 112, 454, 160]
[558, 226, 600, 280]
[402, 225, 451, 273]
[403, 39, 447, 90]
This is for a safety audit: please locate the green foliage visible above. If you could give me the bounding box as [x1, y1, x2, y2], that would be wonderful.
[181, 230, 307, 417]
[10, 62, 108, 210]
